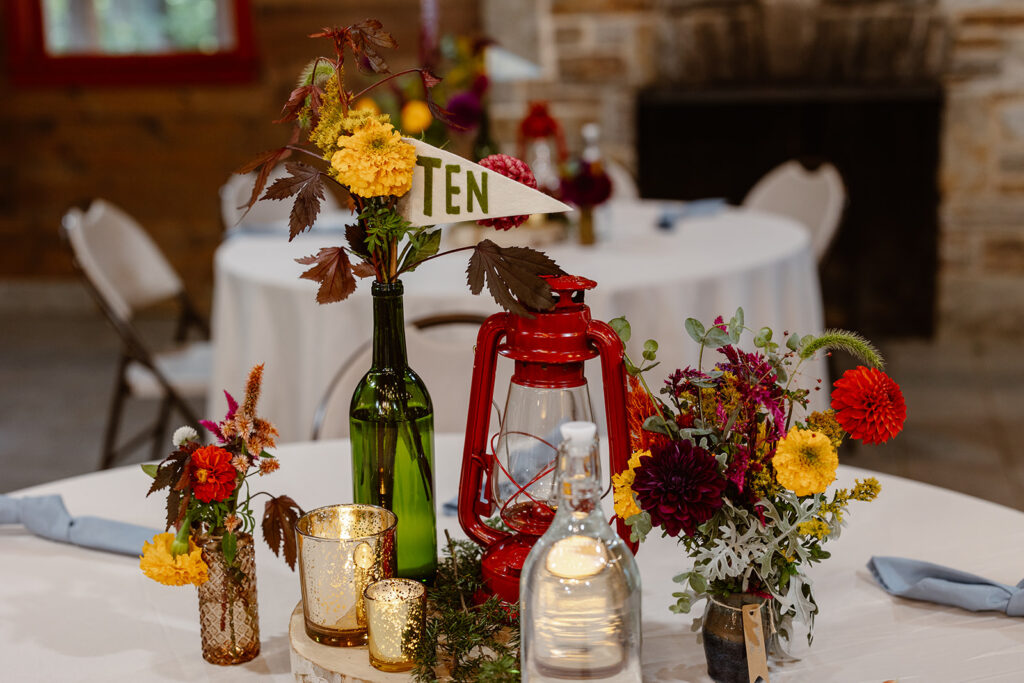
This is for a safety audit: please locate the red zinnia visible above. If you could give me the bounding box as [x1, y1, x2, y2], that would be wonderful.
[190, 445, 237, 503]
[831, 366, 906, 445]
[476, 154, 537, 230]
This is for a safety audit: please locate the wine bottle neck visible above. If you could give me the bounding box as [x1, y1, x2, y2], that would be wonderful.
[371, 280, 408, 370]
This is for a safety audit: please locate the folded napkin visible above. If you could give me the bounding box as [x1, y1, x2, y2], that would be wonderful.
[0, 493, 159, 557]
[869, 556, 1024, 616]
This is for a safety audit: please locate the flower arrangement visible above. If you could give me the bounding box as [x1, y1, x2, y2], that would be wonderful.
[140, 364, 303, 586]
[610, 310, 906, 649]
[239, 20, 563, 317]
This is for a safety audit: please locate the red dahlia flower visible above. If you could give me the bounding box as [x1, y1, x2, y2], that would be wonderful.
[476, 154, 537, 230]
[831, 366, 906, 445]
[632, 440, 726, 538]
[190, 445, 238, 502]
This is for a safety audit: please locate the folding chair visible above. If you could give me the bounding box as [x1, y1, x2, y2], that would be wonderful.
[61, 199, 211, 469]
[743, 160, 847, 262]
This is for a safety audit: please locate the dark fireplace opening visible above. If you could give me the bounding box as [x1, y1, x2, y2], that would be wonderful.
[636, 86, 942, 338]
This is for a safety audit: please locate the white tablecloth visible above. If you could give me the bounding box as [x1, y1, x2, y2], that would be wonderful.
[210, 204, 828, 441]
[4, 435, 1024, 681]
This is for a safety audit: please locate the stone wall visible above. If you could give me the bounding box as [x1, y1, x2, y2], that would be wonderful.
[0, 0, 478, 311]
[484, 0, 1024, 338]
[939, 1, 1024, 336]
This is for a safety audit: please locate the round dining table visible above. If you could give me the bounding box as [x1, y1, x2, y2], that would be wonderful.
[3, 434, 1024, 682]
[209, 203, 829, 442]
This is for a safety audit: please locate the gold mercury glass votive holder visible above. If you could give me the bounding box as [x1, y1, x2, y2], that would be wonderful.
[364, 578, 427, 672]
[296, 504, 397, 646]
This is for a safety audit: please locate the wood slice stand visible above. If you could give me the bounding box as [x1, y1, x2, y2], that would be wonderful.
[289, 603, 414, 683]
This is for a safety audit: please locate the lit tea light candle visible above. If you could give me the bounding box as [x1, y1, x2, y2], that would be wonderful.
[364, 578, 427, 672]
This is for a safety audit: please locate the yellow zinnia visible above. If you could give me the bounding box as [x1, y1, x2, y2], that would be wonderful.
[612, 450, 650, 520]
[140, 532, 209, 587]
[772, 427, 838, 496]
[330, 118, 417, 198]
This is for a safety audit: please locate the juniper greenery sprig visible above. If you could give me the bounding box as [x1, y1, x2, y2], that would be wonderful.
[412, 532, 520, 683]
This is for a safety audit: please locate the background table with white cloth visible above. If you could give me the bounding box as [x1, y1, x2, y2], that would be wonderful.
[210, 203, 829, 442]
[4, 435, 1024, 681]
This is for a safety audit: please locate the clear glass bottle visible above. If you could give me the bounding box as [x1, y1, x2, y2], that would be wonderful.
[520, 421, 642, 682]
[350, 280, 437, 583]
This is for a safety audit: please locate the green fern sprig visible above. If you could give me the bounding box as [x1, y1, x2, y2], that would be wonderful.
[799, 329, 884, 368]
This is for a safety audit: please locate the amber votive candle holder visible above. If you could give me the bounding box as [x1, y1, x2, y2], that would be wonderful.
[364, 578, 427, 672]
[295, 504, 397, 647]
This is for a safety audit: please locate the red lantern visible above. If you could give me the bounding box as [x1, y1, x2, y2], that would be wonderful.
[458, 274, 634, 604]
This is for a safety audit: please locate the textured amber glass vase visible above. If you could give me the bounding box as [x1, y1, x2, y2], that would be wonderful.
[197, 533, 260, 665]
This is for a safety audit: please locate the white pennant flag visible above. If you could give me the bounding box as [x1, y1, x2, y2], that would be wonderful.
[395, 138, 571, 228]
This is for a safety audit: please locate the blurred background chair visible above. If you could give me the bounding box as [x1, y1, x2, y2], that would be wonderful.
[312, 313, 511, 440]
[220, 167, 345, 234]
[742, 160, 846, 261]
[61, 199, 210, 469]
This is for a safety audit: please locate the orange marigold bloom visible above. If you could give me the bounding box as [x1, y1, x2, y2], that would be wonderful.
[831, 366, 906, 445]
[190, 445, 237, 502]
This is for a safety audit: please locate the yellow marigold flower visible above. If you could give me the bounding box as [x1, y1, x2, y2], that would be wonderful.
[772, 426, 838, 496]
[401, 100, 433, 134]
[612, 450, 650, 520]
[353, 97, 380, 114]
[851, 477, 881, 502]
[797, 519, 831, 539]
[140, 532, 208, 587]
[806, 410, 845, 450]
[330, 118, 417, 198]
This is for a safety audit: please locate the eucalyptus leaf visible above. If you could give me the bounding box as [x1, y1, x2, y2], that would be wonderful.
[642, 339, 658, 361]
[688, 572, 708, 593]
[609, 316, 631, 344]
[704, 327, 732, 348]
[786, 332, 802, 352]
[684, 317, 706, 344]
[754, 327, 773, 348]
[643, 415, 673, 436]
[672, 571, 691, 585]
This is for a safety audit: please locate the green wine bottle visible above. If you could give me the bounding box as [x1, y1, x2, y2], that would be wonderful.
[350, 280, 437, 582]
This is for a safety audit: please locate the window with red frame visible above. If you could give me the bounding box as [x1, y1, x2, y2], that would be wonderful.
[5, 0, 257, 86]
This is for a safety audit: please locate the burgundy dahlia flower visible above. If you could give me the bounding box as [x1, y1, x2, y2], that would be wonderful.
[632, 440, 727, 537]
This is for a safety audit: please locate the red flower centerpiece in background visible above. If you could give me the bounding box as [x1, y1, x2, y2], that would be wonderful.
[831, 366, 907, 445]
[476, 153, 538, 231]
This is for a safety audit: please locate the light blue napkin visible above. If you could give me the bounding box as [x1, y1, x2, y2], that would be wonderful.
[0, 493, 160, 556]
[869, 556, 1024, 616]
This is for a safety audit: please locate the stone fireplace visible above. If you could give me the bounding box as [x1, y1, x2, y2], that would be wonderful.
[483, 0, 1024, 339]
